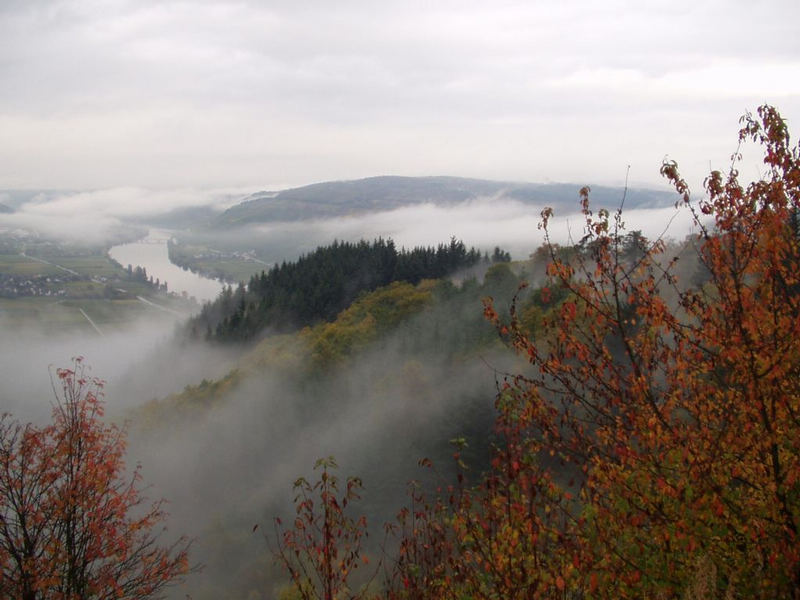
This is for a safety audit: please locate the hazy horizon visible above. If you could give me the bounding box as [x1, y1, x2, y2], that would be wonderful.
[1, 0, 798, 200]
[1, 4, 798, 596]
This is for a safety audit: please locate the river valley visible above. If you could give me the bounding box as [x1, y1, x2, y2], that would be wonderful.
[108, 230, 225, 304]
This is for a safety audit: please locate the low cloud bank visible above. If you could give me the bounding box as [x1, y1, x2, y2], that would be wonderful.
[0, 187, 245, 244]
[240, 197, 704, 262]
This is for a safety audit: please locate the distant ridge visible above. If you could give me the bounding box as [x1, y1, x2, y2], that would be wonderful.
[0, 203, 12, 214]
[0, 190, 70, 211]
[212, 176, 675, 228]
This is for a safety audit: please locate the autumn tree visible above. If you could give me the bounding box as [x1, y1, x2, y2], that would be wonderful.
[0, 358, 191, 600]
[477, 104, 800, 598]
[381, 408, 578, 600]
[380, 459, 462, 600]
[271, 457, 373, 600]
[379, 105, 800, 599]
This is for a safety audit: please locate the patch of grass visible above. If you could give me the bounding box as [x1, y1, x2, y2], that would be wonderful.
[0, 251, 196, 329]
[0, 295, 187, 332]
[0, 254, 62, 276]
[57, 256, 124, 278]
[61, 280, 108, 298]
[113, 281, 158, 296]
[186, 258, 265, 284]
[0, 253, 130, 279]
[168, 241, 267, 283]
[0, 298, 91, 330]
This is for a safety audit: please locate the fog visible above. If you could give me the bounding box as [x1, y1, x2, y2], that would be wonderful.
[305, 199, 701, 257]
[0, 196, 709, 598]
[185, 196, 703, 270]
[0, 187, 243, 244]
[1, 0, 795, 594]
[125, 300, 513, 599]
[0, 309, 242, 423]
[0, 315, 171, 421]
[0, 181, 706, 258]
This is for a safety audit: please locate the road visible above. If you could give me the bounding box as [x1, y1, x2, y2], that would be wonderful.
[135, 295, 186, 316]
[20, 252, 80, 276]
[78, 308, 104, 336]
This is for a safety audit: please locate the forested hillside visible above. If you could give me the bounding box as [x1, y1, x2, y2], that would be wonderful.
[147, 264, 530, 424]
[130, 219, 707, 600]
[3, 106, 798, 600]
[135, 259, 538, 599]
[213, 176, 676, 227]
[172, 105, 800, 600]
[188, 237, 488, 341]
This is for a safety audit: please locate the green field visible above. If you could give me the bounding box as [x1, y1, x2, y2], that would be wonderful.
[0, 296, 189, 333]
[53, 255, 125, 278]
[180, 258, 265, 284]
[0, 253, 126, 278]
[167, 241, 267, 284]
[0, 254, 63, 276]
[0, 253, 196, 330]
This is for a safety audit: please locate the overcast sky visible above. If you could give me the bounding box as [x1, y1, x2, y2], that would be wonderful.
[0, 0, 798, 194]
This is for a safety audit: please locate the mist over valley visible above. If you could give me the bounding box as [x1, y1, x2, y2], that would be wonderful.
[0, 173, 705, 598]
[1, 0, 798, 594]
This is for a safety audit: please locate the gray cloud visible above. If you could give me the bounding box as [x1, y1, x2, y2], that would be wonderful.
[194, 199, 702, 268]
[0, 1, 798, 192]
[0, 187, 245, 242]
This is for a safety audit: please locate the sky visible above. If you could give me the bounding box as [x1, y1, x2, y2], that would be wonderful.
[0, 0, 798, 194]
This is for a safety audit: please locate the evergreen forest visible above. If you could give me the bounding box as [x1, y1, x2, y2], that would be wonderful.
[189, 237, 486, 341]
[3, 106, 800, 600]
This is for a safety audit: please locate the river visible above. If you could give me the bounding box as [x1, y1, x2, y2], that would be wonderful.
[108, 230, 225, 304]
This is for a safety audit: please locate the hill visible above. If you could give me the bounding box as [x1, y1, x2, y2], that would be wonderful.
[130, 204, 219, 229]
[135, 271, 517, 599]
[0, 190, 70, 211]
[134, 233, 704, 600]
[212, 176, 674, 227]
[188, 237, 488, 342]
[0, 203, 12, 214]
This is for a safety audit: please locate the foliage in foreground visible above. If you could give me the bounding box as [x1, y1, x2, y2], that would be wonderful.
[274, 105, 800, 599]
[0, 358, 191, 600]
[271, 458, 374, 600]
[467, 106, 800, 597]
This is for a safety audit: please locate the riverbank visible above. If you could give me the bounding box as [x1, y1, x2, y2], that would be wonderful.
[108, 230, 225, 304]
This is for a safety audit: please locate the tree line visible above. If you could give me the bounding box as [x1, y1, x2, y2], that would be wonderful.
[271, 105, 800, 599]
[188, 237, 491, 342]
[3, 105, 799, 599]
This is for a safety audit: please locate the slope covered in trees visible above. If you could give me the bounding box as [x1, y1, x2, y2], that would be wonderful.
[136, 226, 711, 599]
[212, 176, 675, 227]
[251, 105, 800, 600]
[188, 237, 487, 342]
[137, 264, 536, 599]
[376, 105, 800, 599]
[9, 106, 796, 600]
